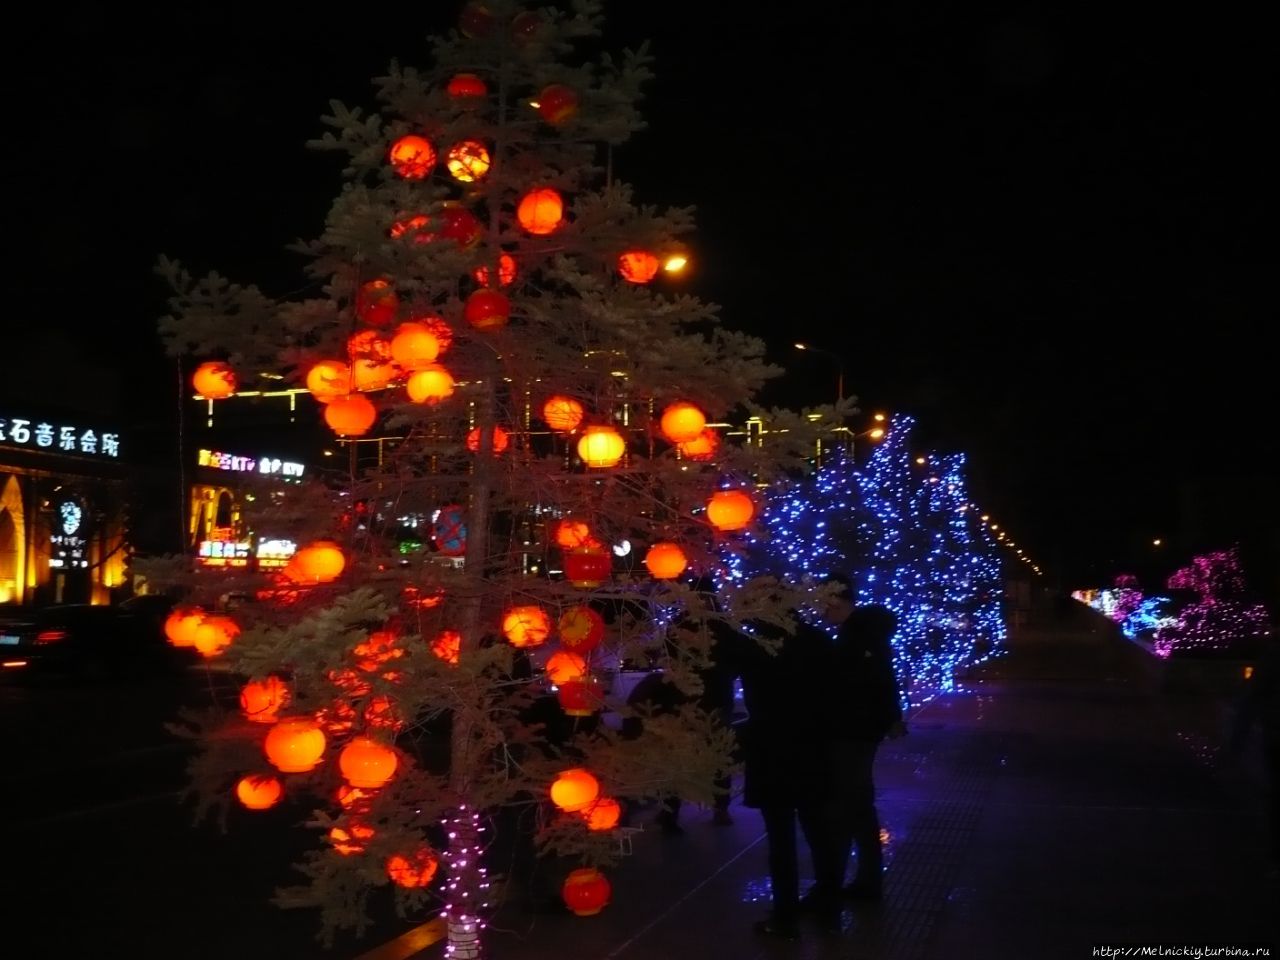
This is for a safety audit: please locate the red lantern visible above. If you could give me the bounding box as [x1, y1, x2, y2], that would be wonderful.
[543, 395, 585, 432]
[502, 606, 551, 648]
[558, 606, 605, 654]
[289, 541, 346, 583]
[550, 768, 599, 812]
[577, 425, 625, 467]
[562, 547, 611, 588]
[466, 425, 510, 454]
[236, 775, 283, 811]
[264, 717, 326, 773]
[583, 797, 621, 831]
[193, 615, 239, 658]
[192, 361, 237, 399]
[431, 630, 461, 665]
[406, 364, 455, 404]
[355, 279, 398, 326]
[338, 736, 398, 789]
[164, 606, 205, 648]
[351, 358, 395, 392]
[446, 140, 491, 183]
[546, 650, 587, 685]
[562, 868, 611, 916]
[389, 322, 441, 370]
[324, 394, 377, 436]
[364, 695, 402, 731]
[557, 677, 604, 717]
[618, 251, 660, 284]
[471, 253, 517, 288]
[439, 205, 483, 247]
[516, 188, 564, 235]
[554, 519, 592, 549]
[659, 402, 706, 444]
[306, 360, 352, 402]
[707, 490, 756, 532]
[447, 73, 487, 100]
[537, 84, 579, 125]
[240, 676, 290, 724]
[678, 428, 720, 461]
[465, 288, 511, 330]
[389, 135, 436, 180]
[644, 542, 688, 580]
[386, 847, 439, 888]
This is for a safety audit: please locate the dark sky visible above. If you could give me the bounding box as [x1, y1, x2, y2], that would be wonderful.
[4, 2, 1272, 591]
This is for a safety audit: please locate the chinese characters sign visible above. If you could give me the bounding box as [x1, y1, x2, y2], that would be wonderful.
[197, 448, 304, 478]
[198, 539, 252, 568]
[0, 413, 121, 458]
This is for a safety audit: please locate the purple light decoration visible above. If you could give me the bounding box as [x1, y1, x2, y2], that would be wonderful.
[1152, 548, 1271, 658]
[441, 804, 490, 959]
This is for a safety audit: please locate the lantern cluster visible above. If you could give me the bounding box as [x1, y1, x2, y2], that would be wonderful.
[163, 606, 240, 658]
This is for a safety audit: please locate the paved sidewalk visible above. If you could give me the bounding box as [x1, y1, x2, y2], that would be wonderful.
[483, 605, 1279, 959]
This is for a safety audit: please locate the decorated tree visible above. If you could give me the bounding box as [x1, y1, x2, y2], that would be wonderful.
[1153, 547, 1272, 658]
[151, 2, 836, 953]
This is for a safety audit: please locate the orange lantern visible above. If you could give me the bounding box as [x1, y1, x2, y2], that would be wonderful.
[329, 822, 376, 855]
[471, 253, 517, 288]
[446, 140, 491, 182]
[351, 358, 395, 392]
[546, 650, 587, 685]
[405, 364, 455, 404]
[562, 868, 612, 917]
[659, 402, 706, 444]
[287, 540, 346, 584]
[618, 251, 660, 284]
[355, 279, 399, 327]
[336, 783, 376, 811]
[240, 676, 289, 723]
[447, 73, 487, 100]
[324, 394, 377, 436]
[678, 428, 720, 461]
[558, 605, 605, 654]
[389, 322, 441, 370]
[389, 134, 436, 179]
[439, 205, 483, 247]
[465, 288, 511, 330]
[416, 315, 454, 355]
[562, 547, 611, 588]
[554, 519, 592, 549]
[583, 797, 621, 831]
[306, 360, 352, 402]
[163, 606, 205, 648]
[264, 717, 327, 773]
[502, 605, 551, 648]
[557, 677, 603, 716]
[235, 775, 283, 811]
[389, 213, 432, 243]
[353, 630, 402, 671]
[338, 736, 398, 789]
[550, 768, 599, 813]
[516, 188, 564, 235]
[543, 395, 584, 432]
[386, 847, 440, 888]
[537, 84, 579, 125]
[430, 630, 461, 665]
[707, 490, 756, 532]
[466, 425, 510, 454]
[192, 361, 237, 399]
[577, 426, 625, 468]
[193, 615, 239, 657]
[644, 542, 688, 580]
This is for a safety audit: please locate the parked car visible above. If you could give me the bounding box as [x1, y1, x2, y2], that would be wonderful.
[0, 601, 197, 678]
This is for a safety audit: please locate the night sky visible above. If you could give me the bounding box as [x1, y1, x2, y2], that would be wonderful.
[4, 3, 1272, 593]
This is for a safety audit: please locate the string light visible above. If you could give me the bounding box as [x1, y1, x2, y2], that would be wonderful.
[441, 805, 490, 959]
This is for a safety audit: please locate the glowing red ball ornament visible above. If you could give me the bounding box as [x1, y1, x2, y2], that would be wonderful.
[355, 279, 399, 326]
[192, 361, 237, 399]
[644, 542, 688, 580]
[389, 322, 441, 370]
[466, 425, 510, 454]
[583, 797, 621, 831]
[465, 288, 511, 330]
[240, 676, 290, 723]
[558, 606, 605, 654]
[516, 188, 564, 235]
[405, 364, 455, 404]
[618, 251, 660, 284]
[324, 394, 377, 436]
[660, 402, 706, 443]
[306, 360, 351, 403]
[545, 650, 587, 685]
[386, 847, 439, 888]
[164, 606, 205, 648]
[577, 426, 625, 467]
[388, 135, 436, 180]
[543, 395, 585, 433]
[550, 768, 599, 812]
[562, 868, 612, 916]
[192, 615, 239, 658]
[502, 606, 551, 648]
[471, 253, 517, 288]
[537, 84, 579, 125]
[264, 717, 326, 773]
[236, 775, 283, 811]
[678, 428, 720, 461]
[289, 540, 346, 583]
[338, 736, 398, 789]
[416, 315, 454, 355]
[446, 140, 491, 183]
[439, 205, 483, 247]
[563, 547, 611, 588]
[447, 73, 487, 100]
[706, 489, 756, 532]
[554, 519, 592, 549]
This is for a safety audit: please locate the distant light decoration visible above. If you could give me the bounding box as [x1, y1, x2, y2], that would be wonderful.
[264, 717, 326, 773]
[235, 775, 282, 811]
[432, 505, 467, 557]
[577, 425, 625, 467]
[545, 650, 587, 685]
[554, 519, 592, 549]
[389, 214, 432, 243]
[502, 605, 551, 648]
[288, 540, 346, 583]
[558, 605, 604, 654]
[659, 402, 706, 443]
[193, 615, 239, 657]
[389, 134, 436, 179]
[390, 323, 441, 370]
[446, 140, 491, 182]
[562, 547, 611, 587]
[464, 288, 511, 330]
[338, 736, 398, 789]
[471, 254, 517, 288]
[240, 676, 290, 724]
[164, 606, 205, 648]
[431, 630, 462, 665]
[306, 360, 352, 402]
[706, 490, 755, 531]
[192, 361, 237, 399]
[582, 797, 621, 831]
[323, 394, 377, 436]
[1151, 548, 1272, 658]
[355, 279, 399, 327]
[543, 395, 585, 432]
[1119, 596, 1176, 641]
[618, 251, 660, 284]
[406, 364, 455, 404]
[550, 768, 599, 812]
[536, 84, 579, 125]
[678, 428, 720, 461]
[644, 542, 688, 580]
[562, 868, 611, 916]
[438, 205, 483, 247]
[466, 425, 510, 454]
[328, 822, 376, 855]
[556, 677, 603, 716]
[447, 73, 488, 100]
[516, 187, 564, 235]
[387, 847, 440, 888]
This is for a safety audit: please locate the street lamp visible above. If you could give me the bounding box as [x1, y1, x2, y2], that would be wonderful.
[793, 342, 844, 405]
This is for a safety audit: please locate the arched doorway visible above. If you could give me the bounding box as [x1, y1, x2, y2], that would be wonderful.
[0, 475, 26, 604]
